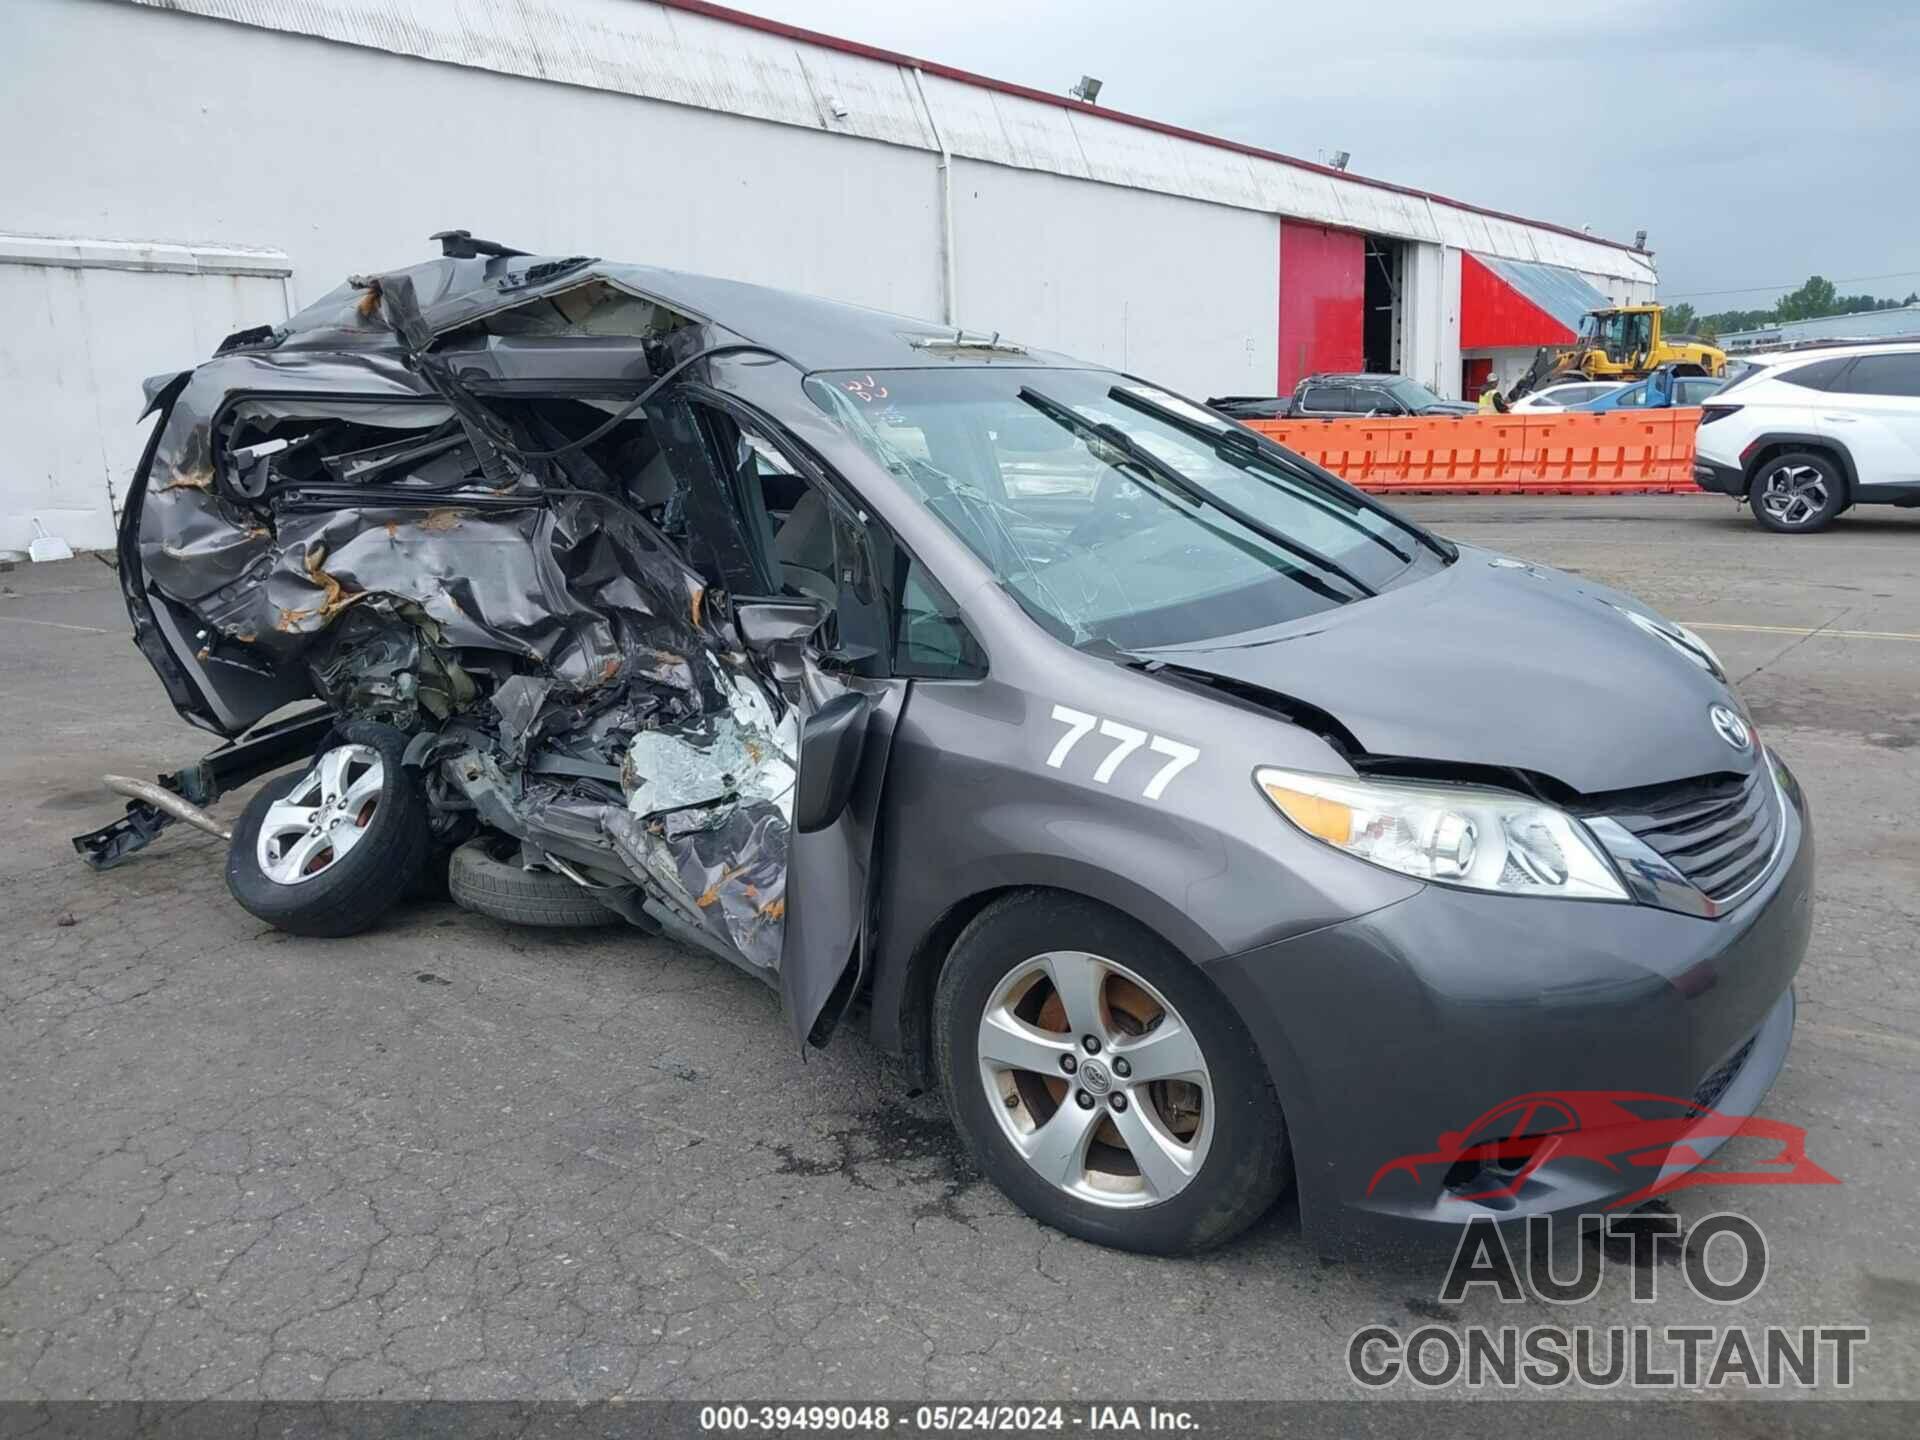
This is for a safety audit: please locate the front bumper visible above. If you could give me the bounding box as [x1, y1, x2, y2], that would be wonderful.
[1203, 756, 1814, 1250]
[1693, 457, 1746, 496]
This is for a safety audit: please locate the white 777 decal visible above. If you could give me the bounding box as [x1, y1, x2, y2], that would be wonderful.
[1046, 705, 1200, 801]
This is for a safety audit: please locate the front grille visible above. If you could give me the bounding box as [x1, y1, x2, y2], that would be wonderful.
[1606, 766, 1780, 903]
[1692, 1036, 1755, 1112]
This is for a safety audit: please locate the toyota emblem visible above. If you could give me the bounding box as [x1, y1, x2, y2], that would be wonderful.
[1710, 705, 1752, 752]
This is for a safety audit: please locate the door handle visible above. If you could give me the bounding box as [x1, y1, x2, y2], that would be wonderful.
[1819, 415, 1857, 423]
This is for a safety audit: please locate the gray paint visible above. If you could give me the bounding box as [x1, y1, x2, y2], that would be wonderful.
[114, 245, 1810, 1242]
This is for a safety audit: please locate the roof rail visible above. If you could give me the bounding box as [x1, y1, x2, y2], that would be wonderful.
[430, 229, 530, 260]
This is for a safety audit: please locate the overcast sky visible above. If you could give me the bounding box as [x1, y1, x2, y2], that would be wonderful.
[733, 0, 1920, 310]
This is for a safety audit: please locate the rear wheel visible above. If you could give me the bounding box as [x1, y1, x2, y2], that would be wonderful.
[934, 891, 1290, 1254]
[1752, 451, 1844, 533]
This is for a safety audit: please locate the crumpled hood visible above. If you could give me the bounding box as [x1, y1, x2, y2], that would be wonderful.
[1138, 547, 1756, 795]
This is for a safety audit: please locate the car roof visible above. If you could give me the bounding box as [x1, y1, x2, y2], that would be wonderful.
[1739, 340, 1920, 368]
[265, 246, 1082, 374]
[1299, 372, 1408, 384]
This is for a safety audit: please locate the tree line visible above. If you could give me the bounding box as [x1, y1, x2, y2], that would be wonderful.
[1665, 276, 1919, 340]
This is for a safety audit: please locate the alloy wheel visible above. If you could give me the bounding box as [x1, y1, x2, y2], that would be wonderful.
[1757, 464, 1830, 528]
[255, 744, 385, 885]
[976, 950, 1213, 1208]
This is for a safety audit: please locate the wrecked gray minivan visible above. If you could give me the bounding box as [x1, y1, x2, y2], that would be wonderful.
[84, 235, 1812, 1256]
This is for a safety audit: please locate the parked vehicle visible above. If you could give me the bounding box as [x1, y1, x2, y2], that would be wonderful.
[1509, 381, 1619, 412]
[82, 235, 1813, 1255]
[1289, 373, 1477, 418]
[1207, 395, 1294, 420]
[1571, 373, 1727, 411]
[1692, 342, 1920, 531]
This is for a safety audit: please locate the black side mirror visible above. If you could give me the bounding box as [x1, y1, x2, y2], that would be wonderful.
[795, 692, 870, 833]
[736, 597, 828, 655]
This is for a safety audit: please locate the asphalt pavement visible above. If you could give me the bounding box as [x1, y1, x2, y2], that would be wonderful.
[1, 495, 1915, 1405]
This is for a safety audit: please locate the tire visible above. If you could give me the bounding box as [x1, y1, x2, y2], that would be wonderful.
[1751, 450, 1845, 533]
[226, 721, 432, 938]
[933, 890, 1291, 1254]
[447, 835, 621, 928]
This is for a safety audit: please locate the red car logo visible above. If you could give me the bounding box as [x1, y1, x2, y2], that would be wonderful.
[1367, 1090, 1838, 1210]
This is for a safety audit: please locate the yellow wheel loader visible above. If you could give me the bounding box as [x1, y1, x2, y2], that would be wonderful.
[1510, 304, 1725, 400]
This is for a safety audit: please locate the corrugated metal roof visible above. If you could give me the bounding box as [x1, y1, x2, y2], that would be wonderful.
[120, 0, 1659, 285]
[1719, 303, 1920, 351]
[1476, 255, 1611, 332]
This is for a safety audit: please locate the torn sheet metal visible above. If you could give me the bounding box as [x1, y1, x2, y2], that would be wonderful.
[123, 270, 802, 962]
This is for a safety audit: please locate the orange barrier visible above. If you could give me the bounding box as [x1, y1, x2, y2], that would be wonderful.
[1247, 408, 1701, 494]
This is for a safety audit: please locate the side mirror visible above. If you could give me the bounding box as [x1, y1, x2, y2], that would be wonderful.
[736, 597, 828, 655]
[795, 691, 871, 833]
[1646, 368, 1676, 408]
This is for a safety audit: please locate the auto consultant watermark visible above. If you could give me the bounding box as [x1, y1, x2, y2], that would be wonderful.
[1348, 1089, 1862, 1391]
[1349, 1212, 1868, 1390]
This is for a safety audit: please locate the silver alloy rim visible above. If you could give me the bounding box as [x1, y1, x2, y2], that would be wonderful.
[1758, 464, 1829, 527]
[255, 744, 385, 886]
[977, 951, 1214, 1208]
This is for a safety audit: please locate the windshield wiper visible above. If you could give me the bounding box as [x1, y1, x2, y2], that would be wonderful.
[1109, 386, 1453, 564]
[1017, 387, 1376, 600]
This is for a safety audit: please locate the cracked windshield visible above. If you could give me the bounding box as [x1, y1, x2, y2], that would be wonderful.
[807, 368, 1442, 650]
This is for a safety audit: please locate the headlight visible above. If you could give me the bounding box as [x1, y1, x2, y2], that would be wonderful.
[1255, 767, 1628, 901]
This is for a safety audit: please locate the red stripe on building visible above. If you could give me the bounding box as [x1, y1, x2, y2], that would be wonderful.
[1460, 252, 1576, 349]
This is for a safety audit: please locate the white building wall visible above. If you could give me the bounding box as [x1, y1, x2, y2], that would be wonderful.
[4, 0, 949, 548]
[110, 0, 1660, 291]
[3, 0, 1658, 548]
[8, 0, 945, 321]
[0, 246, 292, 552]
[950, 161, 1279, 398]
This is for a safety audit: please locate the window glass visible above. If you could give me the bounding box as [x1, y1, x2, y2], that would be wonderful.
[1834, 353, 1920, 397]
[1614, 383, 1649, 407]
[467, 280, 693, 340]
[804, 367, 1447, 651]
[1384, 378, 1444, 410]
[1776, 356, 1855, 391]
[1301, 385, 1348, 412]
[893, 555, 986, 678]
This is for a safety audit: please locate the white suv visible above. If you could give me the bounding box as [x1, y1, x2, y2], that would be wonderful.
[1693, 343, 1920, 532]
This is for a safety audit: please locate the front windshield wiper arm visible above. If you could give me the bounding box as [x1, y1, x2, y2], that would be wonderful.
[1109, 386, 1453, 564]
[1016, 387, 1377, 600]
[1212, 420, 1456, 563]
[1198, 424, 1407, 561]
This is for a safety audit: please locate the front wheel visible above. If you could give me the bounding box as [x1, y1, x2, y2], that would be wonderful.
[933, 891, 1291, 1254]
[1751, 451, 1844, 533]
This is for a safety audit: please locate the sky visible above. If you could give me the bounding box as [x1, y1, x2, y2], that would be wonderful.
[727, 0, 1920, 311]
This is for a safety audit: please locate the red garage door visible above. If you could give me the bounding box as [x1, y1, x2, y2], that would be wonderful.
[1277, 222, 1364, 393]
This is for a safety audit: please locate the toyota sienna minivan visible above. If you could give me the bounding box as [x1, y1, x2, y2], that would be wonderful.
[83, 236, 1813, 1255]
